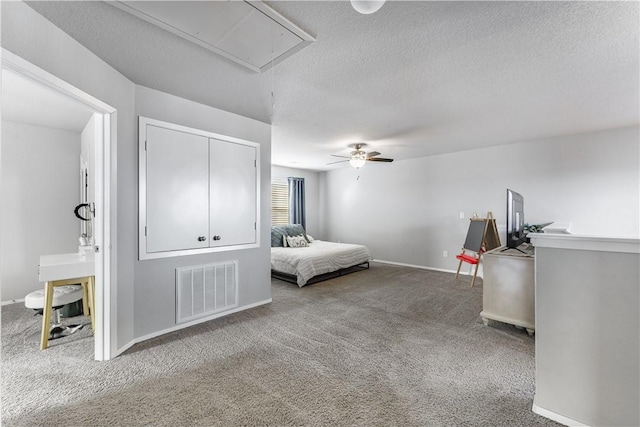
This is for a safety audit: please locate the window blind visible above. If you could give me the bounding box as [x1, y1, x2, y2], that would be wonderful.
[271, 179, 289, 226]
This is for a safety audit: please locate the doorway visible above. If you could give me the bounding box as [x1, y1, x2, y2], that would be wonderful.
[1, 49, 115, 360]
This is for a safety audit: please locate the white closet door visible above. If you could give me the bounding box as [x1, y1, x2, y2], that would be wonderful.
[209, 139, 256, 247]
[146, 125, 210, 252]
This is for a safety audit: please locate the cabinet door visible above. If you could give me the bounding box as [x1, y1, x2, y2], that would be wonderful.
[146, 125, 210, 253]
[209, 138, 257, 247]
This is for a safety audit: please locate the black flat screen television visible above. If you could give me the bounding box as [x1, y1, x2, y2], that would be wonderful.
[506, 189, 525, 249]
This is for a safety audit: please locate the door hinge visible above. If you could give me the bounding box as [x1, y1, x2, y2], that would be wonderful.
[254, 159, 256, 167]
[145, 140, 147, 151]
[254, 222, 257, 230]
[145, 226, 147, 236]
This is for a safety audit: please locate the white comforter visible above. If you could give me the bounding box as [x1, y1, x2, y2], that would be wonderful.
[271, 240, 372, 287]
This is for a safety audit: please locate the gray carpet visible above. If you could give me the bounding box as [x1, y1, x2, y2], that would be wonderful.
[1, 262, 559, 426]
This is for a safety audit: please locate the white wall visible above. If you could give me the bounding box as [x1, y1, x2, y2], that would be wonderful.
[79, 115, 97, 243]
[271, 166, 323, 239]
[2, 3, 273, 353]
[134, 85, 272, 339]
[1, 121, 80, 302]
[4, 1, 138, 354]
[321, 126, 640, 272]
[532, 235, 639, 426]
[80, 116, 97, 207]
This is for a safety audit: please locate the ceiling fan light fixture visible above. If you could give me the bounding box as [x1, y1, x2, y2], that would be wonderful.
[350, 0, 386, 15]
[349, 151, 367, 168]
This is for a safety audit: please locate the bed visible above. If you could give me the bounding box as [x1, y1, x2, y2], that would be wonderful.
[270, 225, 372, 287]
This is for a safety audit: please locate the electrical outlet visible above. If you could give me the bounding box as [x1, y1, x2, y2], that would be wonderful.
[459, 212, 465, 220]
[443, 250, 448, 258]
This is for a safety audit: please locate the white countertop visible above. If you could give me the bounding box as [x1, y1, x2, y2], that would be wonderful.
[38, 252, 95, 282]
[529, 233, 640, 254]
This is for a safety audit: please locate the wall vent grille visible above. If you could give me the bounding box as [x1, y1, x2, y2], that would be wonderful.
[176, 261, 238, 324]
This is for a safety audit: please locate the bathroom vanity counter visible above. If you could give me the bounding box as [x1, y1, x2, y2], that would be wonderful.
[38, 252, 95, 282]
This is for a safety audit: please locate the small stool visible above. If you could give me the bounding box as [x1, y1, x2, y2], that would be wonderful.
[25, 277, 94, 350]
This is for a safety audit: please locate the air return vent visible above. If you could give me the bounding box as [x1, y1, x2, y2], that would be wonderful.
[176, 262, 238, 324]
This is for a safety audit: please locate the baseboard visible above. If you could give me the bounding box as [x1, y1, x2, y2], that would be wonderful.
[532, 398, 589, 427]
[116, 298, 273, 357]
[1, 298, 25, 306]
[372, 259, 476, 277]
[117, 338, 137, 356]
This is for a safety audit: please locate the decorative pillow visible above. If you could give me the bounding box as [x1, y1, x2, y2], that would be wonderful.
[286, 234, 309, 248]
[270, 224, 310, 247]
[282, 235, 288, 247]
[283, 224, 309, 243]
[307, 235, 314, 242]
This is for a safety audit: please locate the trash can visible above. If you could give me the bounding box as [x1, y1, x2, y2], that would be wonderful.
[60, 300, 84, 317]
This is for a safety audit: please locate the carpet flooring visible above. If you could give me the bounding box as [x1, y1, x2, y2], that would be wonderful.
[1, 262, 559, 426]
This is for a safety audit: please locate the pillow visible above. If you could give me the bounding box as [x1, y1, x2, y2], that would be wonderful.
[283, 224, 309, 242]
[307, 235, 314, 242]
[271, 226, 287, 247]
[270, 224, 310, 247]
[282, 235, 288, 247]
[286, 234, 309, 248]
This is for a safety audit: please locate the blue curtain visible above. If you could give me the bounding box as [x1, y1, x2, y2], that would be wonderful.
[288, 177, 305, 229]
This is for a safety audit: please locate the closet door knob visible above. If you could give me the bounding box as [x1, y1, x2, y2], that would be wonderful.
[213, 235, 221, 241]
[197, 236, 206, 242]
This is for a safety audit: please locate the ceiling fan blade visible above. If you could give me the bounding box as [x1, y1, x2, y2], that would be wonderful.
[326, 159, 349, 165]
[330, 154, 351, 159]
[366, 157, 394, 162]
[366, 151, 381, 158]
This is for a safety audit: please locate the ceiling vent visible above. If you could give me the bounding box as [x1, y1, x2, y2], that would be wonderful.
[112, 1, 315, 73]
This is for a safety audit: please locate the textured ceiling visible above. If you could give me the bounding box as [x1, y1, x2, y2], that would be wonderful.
[111, 1, 314, 72]
[25, 1, 640, 171]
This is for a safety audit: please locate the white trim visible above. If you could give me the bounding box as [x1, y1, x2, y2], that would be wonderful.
[247, 1, 315, 72]
[103, 113, 115, 359]
[116, 298, 273, 355]
[2, 50, 114, 114]
[2, 49, 116, 361]
[93, 113, 115, 361]
[140, 116, 261, 156]
[372, 259, 468, 276]
[93, 114, 105, 361]
[529, 233, 640, 254]
[532, 399, 590, 427]
[142, 242, 261, 260]
[1, 299, 25, 306]
[117, 338, 137, 356]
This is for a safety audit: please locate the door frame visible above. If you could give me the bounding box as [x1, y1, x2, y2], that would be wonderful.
[2, 49, 116, 360]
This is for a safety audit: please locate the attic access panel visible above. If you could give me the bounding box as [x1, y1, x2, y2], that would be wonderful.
[113, 1, 314, 72]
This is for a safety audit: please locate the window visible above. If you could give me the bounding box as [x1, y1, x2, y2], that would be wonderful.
[271, 178, 289, 226]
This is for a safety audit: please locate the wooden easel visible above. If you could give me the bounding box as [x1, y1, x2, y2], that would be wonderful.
[455, 212, 501, 287]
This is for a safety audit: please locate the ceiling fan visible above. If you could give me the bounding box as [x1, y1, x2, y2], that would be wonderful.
[327, 143, 394, 168]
